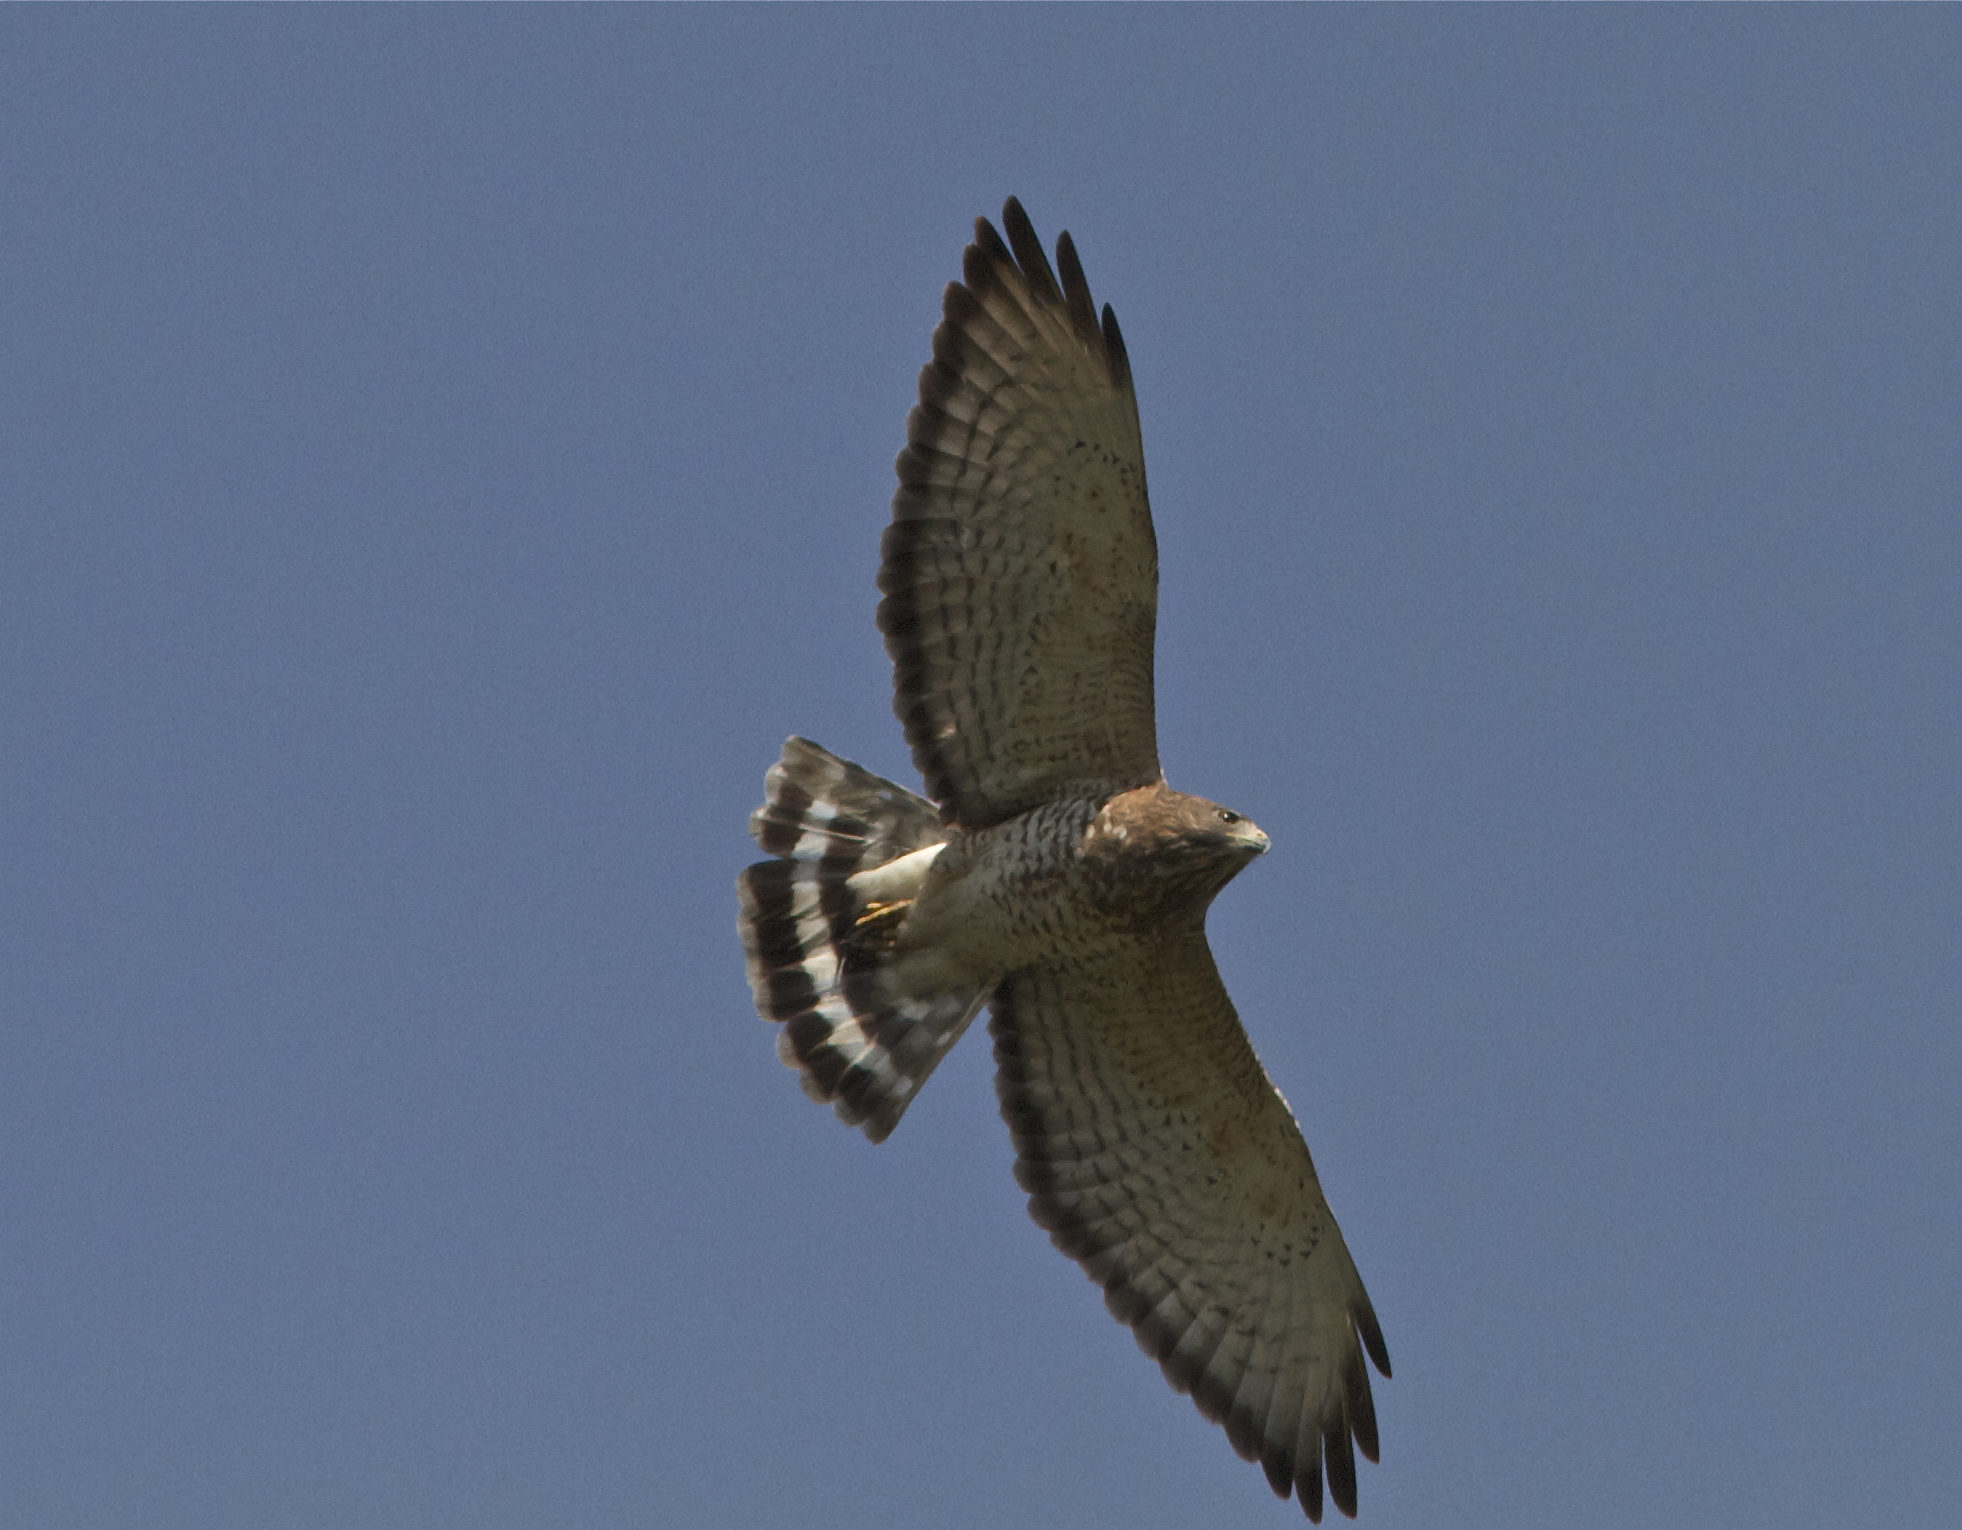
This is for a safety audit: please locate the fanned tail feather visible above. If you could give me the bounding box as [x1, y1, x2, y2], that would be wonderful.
[737, 737, 989, 1142]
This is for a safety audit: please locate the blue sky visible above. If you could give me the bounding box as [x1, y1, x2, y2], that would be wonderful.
[4, 9, 1958, 1529]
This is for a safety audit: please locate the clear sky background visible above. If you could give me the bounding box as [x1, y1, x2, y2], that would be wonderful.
[4, 10, 1957, 1530]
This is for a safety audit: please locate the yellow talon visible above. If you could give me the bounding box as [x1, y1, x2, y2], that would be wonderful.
[852, 899, 910, 951]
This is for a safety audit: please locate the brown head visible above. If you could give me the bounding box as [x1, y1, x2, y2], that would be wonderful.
[1081, 781, 1270, 921]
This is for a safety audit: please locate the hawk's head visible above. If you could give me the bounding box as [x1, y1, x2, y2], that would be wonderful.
[1082, 782, 1268, 918]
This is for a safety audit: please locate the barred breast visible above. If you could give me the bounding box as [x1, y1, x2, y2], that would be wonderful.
[885, 796, 1118, 997]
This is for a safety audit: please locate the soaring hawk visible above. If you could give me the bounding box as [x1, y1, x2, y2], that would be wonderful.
[738, 199, 1390, 1521]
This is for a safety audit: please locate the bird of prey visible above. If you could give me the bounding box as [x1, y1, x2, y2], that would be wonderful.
[737, 198, 1389, 1521]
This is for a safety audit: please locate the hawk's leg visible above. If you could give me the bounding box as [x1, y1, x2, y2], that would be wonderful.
[844, 898, 911, 970]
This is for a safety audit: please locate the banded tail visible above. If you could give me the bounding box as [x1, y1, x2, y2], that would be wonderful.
[737, 736, 989, 1142]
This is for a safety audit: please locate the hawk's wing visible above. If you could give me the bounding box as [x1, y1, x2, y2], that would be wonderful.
[879, 199, 1161, 830]
[991, 932, 1390, 1524]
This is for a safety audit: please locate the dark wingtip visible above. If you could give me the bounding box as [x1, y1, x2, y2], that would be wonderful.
[1357, 1301, 1391, 1379]
[1324, 1415, 1359, 1519]
[1101, 303, 1132, 390]
[970, 214, 1013, 279]
[999, 200, 1132, 390]
[1347, 1350, 1381, 1465]
[1296, 1454, 1324, 1523]
[1054, 230, 1100, 346]
[1000, 196, 1063, 306]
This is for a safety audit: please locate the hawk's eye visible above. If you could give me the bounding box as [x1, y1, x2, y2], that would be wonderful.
[1217, 810, 1241, 825]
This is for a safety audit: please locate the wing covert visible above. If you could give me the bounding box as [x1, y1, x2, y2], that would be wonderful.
[990, 932, 1389, 1522]
[879, 197, 1161, 829]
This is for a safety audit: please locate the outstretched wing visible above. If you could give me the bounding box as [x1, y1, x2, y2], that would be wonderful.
[991, 933, 1390, 1523]
[879, 198, 1161, 830]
